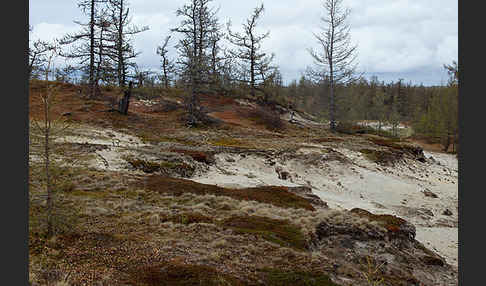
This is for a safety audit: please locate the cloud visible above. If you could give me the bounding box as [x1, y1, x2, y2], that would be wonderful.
[30, 22, 78, 43]
[29, 0, 457, 86]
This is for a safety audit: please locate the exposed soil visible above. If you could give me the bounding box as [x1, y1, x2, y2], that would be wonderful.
[28, 80, 458, 286]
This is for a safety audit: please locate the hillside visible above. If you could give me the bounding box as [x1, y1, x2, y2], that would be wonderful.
[28, 81, 458, 286]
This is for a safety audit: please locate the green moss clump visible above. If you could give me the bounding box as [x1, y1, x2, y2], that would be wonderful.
[137, 132, 197, 146]
[350, 208, 407, 234]
[221, 215, 308, 251]
[160, 212, 214, 225]
[260, 268, 342, 286]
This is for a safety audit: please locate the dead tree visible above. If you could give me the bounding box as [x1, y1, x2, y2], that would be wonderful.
[59, 0, 107, 98]
[308, 0, 359, 131]
[118, 81, 133, 114]
[93, 12, 113, 93]
[172, 0, 220, 126]
[29, 38, 54, 79]
[106, 0, 149, 87]
[227, 4, 274, 99]
[156, 35, 176, 89]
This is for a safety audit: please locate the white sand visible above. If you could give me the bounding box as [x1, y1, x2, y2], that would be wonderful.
[192, 147, 458, 266]
[47, 123, 459, 266]
[54, 124, 149, 171]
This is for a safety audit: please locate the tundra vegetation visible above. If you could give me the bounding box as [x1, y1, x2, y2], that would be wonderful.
[29, 0, 458, 285]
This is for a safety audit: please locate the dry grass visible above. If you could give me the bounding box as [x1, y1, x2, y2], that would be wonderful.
[259, 268, 341, 286]
[220, 215, 308, 251]
[126, 262, 246, 286]
[139, 175, 316, 211]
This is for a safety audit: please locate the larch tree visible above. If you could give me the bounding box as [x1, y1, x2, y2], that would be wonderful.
[29, 26, 55, 80]
[226, 4, 275, 100]
[59, 0, 108, 98]
[172, 0, 220, 126]
[156, 35, 176, 89]
[106, 0, 149, 87]
[30, 47, 72, 238]
[93, 10, 114, 88]
[308, 0, 359, 131]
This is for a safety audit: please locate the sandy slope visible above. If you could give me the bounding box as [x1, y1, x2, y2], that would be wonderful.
[47, 122, 459, 268]
[192, 147, 459, 267]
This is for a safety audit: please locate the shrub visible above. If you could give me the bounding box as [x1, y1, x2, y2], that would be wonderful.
[336, 121, 398, 138]
[149, 100, 181, 113]
[248, 106, 285, 131]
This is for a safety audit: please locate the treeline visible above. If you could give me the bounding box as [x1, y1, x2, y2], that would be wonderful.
[29, 0, 458, 151]
[274, 62, 458, 152]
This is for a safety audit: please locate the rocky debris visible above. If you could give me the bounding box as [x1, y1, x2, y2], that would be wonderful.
[423, 189, 439, 198]
[308, 212, 457, 286]
[275, 166, 291, 180]
[286, 186, 328, 209]
[368, 138, 427, 163]
[360, 148, 404, 166]
[349, 208, 416, 241]
[169, 148, 216, 165]
[421, 255, 446, 266]
[61, 142, 110, 153]
[309, 216, 456, 285]
[314, 220, 385, 242]
[419, 208, 434, 217]
[442, 209, 453, 216]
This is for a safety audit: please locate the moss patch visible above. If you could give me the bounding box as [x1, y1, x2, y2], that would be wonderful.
[359, 149, 403, 166]
[210, 137, 247, 147]
[260, 268, 342, 286]
[350, 208, 408, 235]
[220, 215, 308, 251]
[140, 175, 315, 211]
[161, 212, 214, 225]
[125, 158, 162, 173]
[369, 137, 424, 158]
[124, 157, 195, 177]
[127, 263, 246, 286]
[137, 131, 197, 146]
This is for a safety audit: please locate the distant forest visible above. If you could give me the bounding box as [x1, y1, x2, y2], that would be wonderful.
[29, 0, 458, 152]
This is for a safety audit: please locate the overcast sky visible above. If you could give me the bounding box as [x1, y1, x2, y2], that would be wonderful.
[29, 0, 457, 86]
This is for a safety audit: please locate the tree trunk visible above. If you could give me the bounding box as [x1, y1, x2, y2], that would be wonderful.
[118, 81, 133, 115]
[163, 60, 169, 89]
[250, 48, 255, 98]
[118, 0, 125, 87]
[89, 0, 96, 98]
[44, 96, 53, 238]
[329, 78, 336, 131]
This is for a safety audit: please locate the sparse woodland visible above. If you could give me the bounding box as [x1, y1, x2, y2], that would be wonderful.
[29, 0, 458, 151]
[28, 0, 459, 285]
